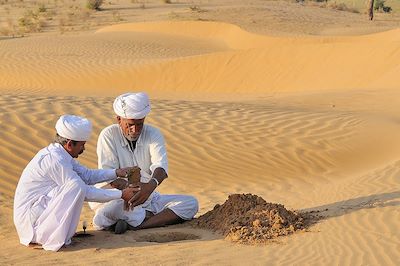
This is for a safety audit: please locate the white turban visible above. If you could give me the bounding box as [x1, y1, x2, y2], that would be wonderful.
[113, 92, 151, 119]
[55, 115, 92, 141]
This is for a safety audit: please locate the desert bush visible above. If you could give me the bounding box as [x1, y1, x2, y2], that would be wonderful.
[86, 0, 103, 10]
[374, 0, 392, 13]
[328, 2, 359, 13]
[18, 10, 36, 30]
[374, 0, 385, 10]
[131, 0, 146, 8]
[162, 0, 172, 3]
[189, 5, 206, 12]
[18, 11, 45, 33]
[383, 6, 392, 12]
[112, 11, 123, 22]
[37, 3, 46, 12]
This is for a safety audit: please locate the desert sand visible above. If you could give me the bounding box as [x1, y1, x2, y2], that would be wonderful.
[1, 0, 400, 265]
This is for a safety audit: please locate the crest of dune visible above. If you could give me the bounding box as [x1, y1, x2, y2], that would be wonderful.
[1, 21, 399, 98]
[95, 21, 400, 95]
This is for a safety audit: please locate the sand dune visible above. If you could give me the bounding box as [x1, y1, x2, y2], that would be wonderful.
[1, 21, 399, 100]
[0, 18, 399, 265]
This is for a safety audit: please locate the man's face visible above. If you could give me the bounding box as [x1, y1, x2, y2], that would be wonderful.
[117, 117, 145, 141]
[68, 141, 86, 158]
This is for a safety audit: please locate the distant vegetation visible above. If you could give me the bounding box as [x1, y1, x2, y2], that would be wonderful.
[327, 1, 359, 13]
[375, 0, 392, 13]
[0, 0, 397, 38]
[297, 0, 394, 14]
[86, 0, 104, 10]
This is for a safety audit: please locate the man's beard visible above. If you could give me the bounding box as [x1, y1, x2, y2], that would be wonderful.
[125, 133, 139, 141]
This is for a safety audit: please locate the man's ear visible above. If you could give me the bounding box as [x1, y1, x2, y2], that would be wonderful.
[65, 140, 73, 151]
[116, 116, 121, 123]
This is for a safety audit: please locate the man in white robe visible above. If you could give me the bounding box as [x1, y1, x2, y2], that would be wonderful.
[13, 114, 139, 251]
[89, 92, 198, 234]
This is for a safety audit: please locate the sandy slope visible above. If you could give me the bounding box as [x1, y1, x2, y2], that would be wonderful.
[0, 19, 399, 265]
[1, 21, 400, 99]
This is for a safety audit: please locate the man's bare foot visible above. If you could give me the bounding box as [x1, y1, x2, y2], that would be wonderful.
[114, 219, 128, 234]
[104, 223, 116, 232]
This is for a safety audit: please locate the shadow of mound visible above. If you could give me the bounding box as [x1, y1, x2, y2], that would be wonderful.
[301, 191, 400, 222]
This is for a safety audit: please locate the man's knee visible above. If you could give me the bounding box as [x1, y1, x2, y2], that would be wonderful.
[180, 195, 199, 219]
[93, 213, 106, 230]
[92, 200, 124, 229]
[65, 179, 86, 196]
[190, 196, 199, 217]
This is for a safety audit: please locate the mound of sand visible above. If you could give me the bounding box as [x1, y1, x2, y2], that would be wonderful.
[191, 194, 312, 244]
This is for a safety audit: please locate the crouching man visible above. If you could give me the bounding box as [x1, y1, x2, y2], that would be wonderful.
[13, 114, 139, 251]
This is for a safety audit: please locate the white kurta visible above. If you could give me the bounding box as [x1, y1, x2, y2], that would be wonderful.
[90, 124, 198, 229]
[14, 143, 121, 251]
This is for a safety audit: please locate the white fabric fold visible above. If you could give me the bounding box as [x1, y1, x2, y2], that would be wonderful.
[113, 92, 151, 119]
[55, 114, 92, 141]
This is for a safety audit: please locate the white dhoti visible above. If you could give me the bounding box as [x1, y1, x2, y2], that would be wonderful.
[93, 192, 199, 229]
[30, 180, 86, 251]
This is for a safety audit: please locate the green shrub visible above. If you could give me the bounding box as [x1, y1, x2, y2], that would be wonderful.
[374, 0, 385, 10]
[86, 0, 103, 10]
[328, 2, 359, 13]
[38, 3, 47, 12]
[383, 6, 392, 12]
[374, 0, 392, 13]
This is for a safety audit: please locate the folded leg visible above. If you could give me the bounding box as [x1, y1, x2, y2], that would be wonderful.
[92, 199, 146, 230]
[32, 179, 86, 251]
[133, 194, 199, 230]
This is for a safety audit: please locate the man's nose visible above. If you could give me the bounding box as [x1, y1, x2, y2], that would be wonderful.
[130, 125, 140, 133]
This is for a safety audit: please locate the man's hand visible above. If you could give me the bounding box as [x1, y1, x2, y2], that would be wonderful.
[127, 181, 157, 209]
[121, 185, 141, 210]
[110, 178, 128, 190]
[116, 167, 137, 178]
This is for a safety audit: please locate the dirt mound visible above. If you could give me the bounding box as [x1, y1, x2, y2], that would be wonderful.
[191, 194, 313, 244]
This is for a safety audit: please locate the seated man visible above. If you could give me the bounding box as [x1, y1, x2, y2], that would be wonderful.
[13, 114, 139, 251]
[89, 92, 198, 234]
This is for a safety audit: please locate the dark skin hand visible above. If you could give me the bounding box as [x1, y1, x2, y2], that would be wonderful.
[110, 178, 129, 190]
[127, 167, 168, 210]
[121, 185, 141, 211]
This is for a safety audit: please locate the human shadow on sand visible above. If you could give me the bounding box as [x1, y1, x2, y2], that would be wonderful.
[61, 225, 217, 252]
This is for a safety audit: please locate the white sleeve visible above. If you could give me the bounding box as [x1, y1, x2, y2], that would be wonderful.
[84, 186, 122, 202]
[71, 159, 117, 185]
[149, 128, 168, 175]
[48, 159, 121, 202]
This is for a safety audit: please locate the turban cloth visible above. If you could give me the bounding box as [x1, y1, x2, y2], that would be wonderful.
[55, 114, 92, 141]
[113, 92, 151, 119]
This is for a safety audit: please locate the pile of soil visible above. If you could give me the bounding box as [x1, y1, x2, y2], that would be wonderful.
[191, 193, 314, 244]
